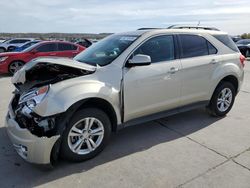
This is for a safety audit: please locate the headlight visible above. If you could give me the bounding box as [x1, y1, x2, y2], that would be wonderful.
[19, 85, 50, 109]
[0, 56, 8, 62]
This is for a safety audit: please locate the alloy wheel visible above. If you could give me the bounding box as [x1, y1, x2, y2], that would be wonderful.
[9, 61, 24, 74]
[217, 88, 233, 112]
[67, 117, 105, 155]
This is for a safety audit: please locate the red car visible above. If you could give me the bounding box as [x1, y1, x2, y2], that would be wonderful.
[0, 41, 86, 74]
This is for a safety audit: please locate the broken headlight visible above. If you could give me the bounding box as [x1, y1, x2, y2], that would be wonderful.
[19, 85, 50, 109]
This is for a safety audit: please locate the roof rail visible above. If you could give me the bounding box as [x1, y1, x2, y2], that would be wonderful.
[167, 25, 220, 31]
[137, 28, 162, 30]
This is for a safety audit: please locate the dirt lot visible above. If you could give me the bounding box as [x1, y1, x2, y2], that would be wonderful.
[0, 61, 250, 188]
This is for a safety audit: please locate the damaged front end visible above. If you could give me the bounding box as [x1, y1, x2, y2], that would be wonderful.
[6, 58, 96, 164]
[11, 86, 57, 137]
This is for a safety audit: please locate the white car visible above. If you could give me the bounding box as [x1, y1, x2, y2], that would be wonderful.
[0, 38, 34, 52]
[6, 27, 245, 166]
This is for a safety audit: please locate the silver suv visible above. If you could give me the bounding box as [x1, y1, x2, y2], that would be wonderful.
[6, 27, 245, 165]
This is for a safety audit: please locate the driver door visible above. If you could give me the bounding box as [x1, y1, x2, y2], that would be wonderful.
[123, 35, 182, 122]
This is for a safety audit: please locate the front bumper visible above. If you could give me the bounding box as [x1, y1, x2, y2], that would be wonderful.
[5, 102, 60, 165]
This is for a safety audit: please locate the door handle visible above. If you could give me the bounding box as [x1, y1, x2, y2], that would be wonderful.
[210, 59, 219, 64]
[168, 67, 179, 74]
[49, 53, 57, 56]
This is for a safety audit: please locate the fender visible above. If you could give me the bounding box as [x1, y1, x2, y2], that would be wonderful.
[209, 61, 243, 99]
[33, 77, 122, 125]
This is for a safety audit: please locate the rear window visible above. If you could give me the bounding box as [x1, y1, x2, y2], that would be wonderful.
[213, 35, 239, 52]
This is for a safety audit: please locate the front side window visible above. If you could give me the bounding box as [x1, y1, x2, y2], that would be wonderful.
[132, 35, 175, 63]
[74, 35, 138, 66]
[36, 43, 57, 52]
[8, 40, 19, 44]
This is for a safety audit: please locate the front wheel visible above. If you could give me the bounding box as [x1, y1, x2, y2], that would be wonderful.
[207, 82, 236, 117]
[60, 108, 111, 162]
[9, 61, 24, 75]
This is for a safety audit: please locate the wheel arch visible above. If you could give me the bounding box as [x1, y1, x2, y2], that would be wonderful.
[210, 75, 239, 101]
[56, 97, 118, 135]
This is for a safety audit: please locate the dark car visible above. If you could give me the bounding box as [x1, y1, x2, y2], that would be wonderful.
[75, 39, 92, 48]
[236, 39, 250, 57]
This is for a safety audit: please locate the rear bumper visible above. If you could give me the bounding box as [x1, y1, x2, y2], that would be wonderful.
[5, 102, 60, 165]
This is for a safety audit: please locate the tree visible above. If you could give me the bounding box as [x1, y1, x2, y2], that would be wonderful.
[241, 33, 250, 39]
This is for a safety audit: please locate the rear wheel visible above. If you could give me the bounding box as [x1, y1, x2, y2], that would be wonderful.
[60, 108, 111, 162]
[8, 61, 24, 75]
[207, 82, 236, 117]
[0, 47, 5, 53]
[7, 46, 16, 52]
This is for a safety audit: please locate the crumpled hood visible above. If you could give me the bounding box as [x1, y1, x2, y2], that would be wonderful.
[12, 57, 96, 84]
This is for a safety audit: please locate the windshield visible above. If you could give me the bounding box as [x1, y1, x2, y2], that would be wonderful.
[74, 35, 138, 66]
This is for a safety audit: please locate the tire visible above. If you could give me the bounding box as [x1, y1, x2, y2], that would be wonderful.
[7, 46, 16, 52]
[207, 81, 236, 117]
[0, 47, 5, 53]
[8, 61, 24, 75]
[60, 108, 111, 162]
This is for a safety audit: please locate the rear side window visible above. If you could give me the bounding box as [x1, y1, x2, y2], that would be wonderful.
[179, 35, 217, 58]
[133, 35, 175, 63]
[213, 35, 239, 52]
[36, 43, 57, 52]
[58, 43, 77, 51]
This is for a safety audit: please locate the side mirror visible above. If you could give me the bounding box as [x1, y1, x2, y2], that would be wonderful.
[127, 54, 151, 66]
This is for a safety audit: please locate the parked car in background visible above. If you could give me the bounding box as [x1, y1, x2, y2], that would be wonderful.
[0, 41, 85, 74]
[75, 39, 92, 48]
[11, 40, 41, 52]
[0, 38, 35, 53]
[0, 39, 7, 43]
[236, 39, 250, 57]
[6, 27, 245, 165]
[231, 36, 241, 43]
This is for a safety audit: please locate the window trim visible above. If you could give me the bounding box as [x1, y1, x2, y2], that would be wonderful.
[177, 34, 218, 59]
[124, 34, 177, 67]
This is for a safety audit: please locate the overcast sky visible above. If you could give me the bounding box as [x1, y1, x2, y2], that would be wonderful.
[0, 0, 249, 35]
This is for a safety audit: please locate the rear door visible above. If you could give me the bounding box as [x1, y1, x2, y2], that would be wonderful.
[178, 34, 219, 105]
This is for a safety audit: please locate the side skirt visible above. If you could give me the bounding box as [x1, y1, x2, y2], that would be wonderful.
[119, 101, 209, 129]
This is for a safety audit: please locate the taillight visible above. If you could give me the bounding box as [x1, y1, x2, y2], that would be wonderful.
[240, 54, 246, 67]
